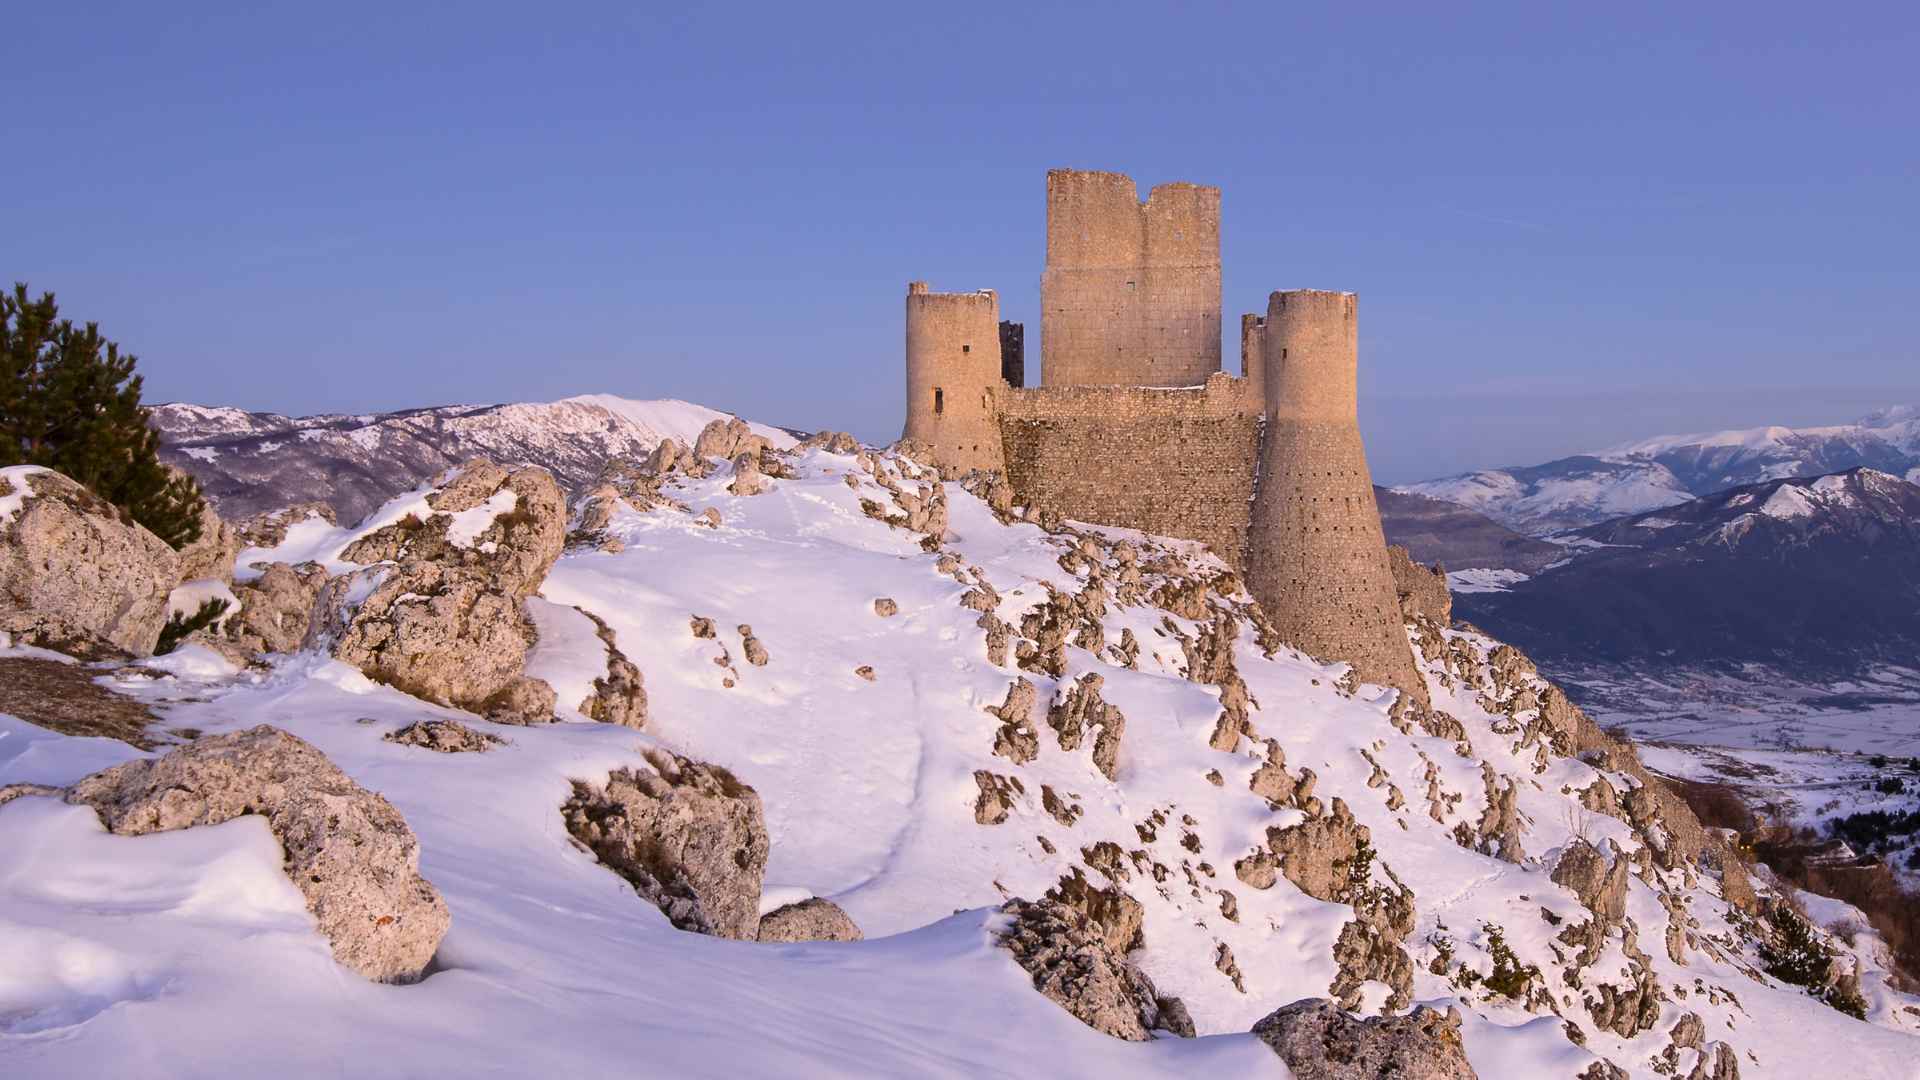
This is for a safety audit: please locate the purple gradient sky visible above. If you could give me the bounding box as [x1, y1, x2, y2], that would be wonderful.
[6, 2, 1917, 481]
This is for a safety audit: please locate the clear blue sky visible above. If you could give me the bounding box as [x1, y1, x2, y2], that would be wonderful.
[7, 2, 1916, 482]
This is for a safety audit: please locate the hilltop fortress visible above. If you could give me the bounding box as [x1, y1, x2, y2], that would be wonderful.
[903, 168, 1426, 702]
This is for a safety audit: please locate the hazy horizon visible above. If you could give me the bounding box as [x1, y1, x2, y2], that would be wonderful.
[9, 3, 1917, 484]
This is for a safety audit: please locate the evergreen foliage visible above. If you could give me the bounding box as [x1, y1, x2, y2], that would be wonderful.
[1, 283, 204, 548]
[1758, 906, 1868, 1019]
[155, 598, 231, 656]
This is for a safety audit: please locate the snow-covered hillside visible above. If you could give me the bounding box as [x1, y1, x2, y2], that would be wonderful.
[5, 441, 1917, 1077]
[1401, 408, 1920, 535]
[152, 395, 797, 523]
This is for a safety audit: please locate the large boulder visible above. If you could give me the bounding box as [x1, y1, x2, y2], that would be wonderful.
[757, 898, 863, 943]
[208, 560, 327, 656]
[329, 461, 568, 722]
[338, 461, 564, 597]
[0, 466, 178, 658]
[168, 465, 243, 584]
[562, 752, 770, 940]
[61, 725, 449, 982]
[1252, 999, 1477, 1079]
[996, 897, 1189, 1041]
[332, 561, 556, 722]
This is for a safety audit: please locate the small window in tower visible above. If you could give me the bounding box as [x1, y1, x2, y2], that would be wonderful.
[962, 344, 971, 354]
[1282, 348, 1289, 359]
[1127, 281, 1135, 291]
[934, 388, 944, 414]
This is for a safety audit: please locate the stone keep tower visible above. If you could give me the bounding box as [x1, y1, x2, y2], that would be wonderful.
[1040, 169, 1222, 388]
[902, 282, 1007, 473]
[1246, 290, 1428, 705]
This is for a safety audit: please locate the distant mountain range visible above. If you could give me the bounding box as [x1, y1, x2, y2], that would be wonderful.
[1398, 407, 1920, 535]
[1373, 487, 1564, 573]
[153, 396, 796, 522]
[1452, 467, 1920, 674]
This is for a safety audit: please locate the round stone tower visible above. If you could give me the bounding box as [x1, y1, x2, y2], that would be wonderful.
[902, 282, 1007, 474]
[1247, 289, 1428, 704]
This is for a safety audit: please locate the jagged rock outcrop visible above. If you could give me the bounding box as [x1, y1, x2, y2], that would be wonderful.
[1251, 999, 1477, 1080]
[757, 898, 863, 943]
[62, 725, 449, 982]
[1387, 544, 1452, 626]
[973, 770, 1023, 825]
[384, 718, 504, 753]
[727, 451, 767, 496]
[208, 561, 327, 656]
[339, 461, 565, 596]
[1240, 798, 1417, 1011]
[694, 417, 768, 463]
[0, 467, 179, 657]
[562, 752, 769, 940]
[576, 610, 648, 729]
[997, 898, 1188, 1041]
[237, 501, 338, 550]
[1046, 673, 1125, 780]
[987, 678, 1042, 765]
[170, 468, 243, 584]
[330, 461, 567, 722]
[333, 561, 557, 722]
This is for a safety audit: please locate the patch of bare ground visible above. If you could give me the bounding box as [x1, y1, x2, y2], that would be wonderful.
[0, 657, 162, 749]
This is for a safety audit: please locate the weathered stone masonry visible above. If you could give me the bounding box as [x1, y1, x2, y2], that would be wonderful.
[903, 169, 1426, 703]
[999, 374, 1260, 571]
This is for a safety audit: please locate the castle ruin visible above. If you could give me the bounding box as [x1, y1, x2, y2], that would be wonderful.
[902, 168, 1425, 703]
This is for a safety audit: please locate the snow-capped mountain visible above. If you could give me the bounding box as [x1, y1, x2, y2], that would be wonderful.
[1453, 468, 1920, 675]
[1373, 486, 1565, 573]
[152, 396, 798, 523]
[1400, 408, 1920, 535]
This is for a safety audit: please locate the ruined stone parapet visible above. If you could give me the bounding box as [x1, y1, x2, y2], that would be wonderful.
[1247, 290, 1428, 704]
[902, 282, 1007, 474]
[999, 373, 1258, 569]
[1240, 312, 1268, 410]
[1040, 169, 1221, 389]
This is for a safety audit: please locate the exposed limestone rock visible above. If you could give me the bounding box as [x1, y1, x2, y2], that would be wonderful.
[0, 467, 179, 657]
[690, 615, 716, 639]
[694, 417, 766, 463]
[210, 560, 326, 656]
[576, 609, 647, 729]
[854, 664, 876, 681]
[1579, 1062, 1629, 1080]
[327, 461, 567, 722]
[1552, 840, 1630, 925]
[562, 752, 769, 941]
[331, 561, 556, 724]
[727, 451, 767, 496]
[1454, 763, 1526, 863]
[1587, 955, 1662, 1038]
[872, 597, 898, 617]
[737, 624, 769, 667]
[1249, 741, 1320, 815]
[170, 467, 243, 584]
[996, 898, 1185, 1041]
[987, 678, 1041, 765]
[64, 726, 449, 982]
[1387, 545, 1452, 626]
[340, 461, 565, 598]
[1047, 867, 1145, 956]
[757, 898, 863, 943]
[795, 430, 860, 454]
[1251, 999, 1477, 1080]
[1047, 673, 1125, 781]
[978, 613, 1011, 666]
[973, 770, 1023, 825]
[1253, 798, 1418, 1011]
[384, 718, 504, 753]
[696, 507, 722, 528]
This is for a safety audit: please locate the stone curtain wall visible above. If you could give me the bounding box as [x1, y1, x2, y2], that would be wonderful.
[1039, 170, 1222, 389]
[999, 374, 1259, 569]
[903, 283, 1007, 473]
[1247, 290, 1428, 704]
